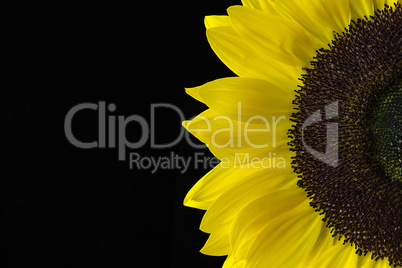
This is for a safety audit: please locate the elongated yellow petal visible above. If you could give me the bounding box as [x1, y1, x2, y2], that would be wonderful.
[201, 231, 231, 256]
[373, 0, 400, 10]
[197, 77, 294, 121]
[228, 6, 317, 66]
[300, 222, 338, 267]
[182, 108, 292, 160]
[200, 166, 296, 233]
[231, 189, 323, 267]
[349, 0, 374, 20]
[223, 255, 246, 268]
[185, 85, 203, 103]
[183, 161, 236, 210]
[183, 148, 292, 211]
[206, 26, 302, 88]
[317, 0, 352, 34]
[309, 243, 360, 268]
[360, 253, 392, 268]
[205, 15, 231, 29]
[229, 189, 306, 260]
[271, 0, 351, 45]
[241, 0, 281, 15]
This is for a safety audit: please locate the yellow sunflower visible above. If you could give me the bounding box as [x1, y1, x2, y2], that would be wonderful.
[183, 0, 401, 267]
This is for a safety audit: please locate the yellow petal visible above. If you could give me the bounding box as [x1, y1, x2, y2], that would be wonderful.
[205, 15, 231, 29]
[200, 166, 296, 233]
[228, 6, 317, 66]
[271, 0, 351, 45]
[229, 189, 306, 259]
[183, 161, 237, 210]
[241, 0, 281, 15]
[301, 221, 338, 266]
[201, 231, 231, 256]
[317, 0, 352, 34]
[349, 0, 374, 20]
[231, 189, 323, 267]
[206, 26, 302, 88]
[183, 105, 293, 161]
[360, 253, 392, 268]
[197, 77, 294, 121]
[309, 243, 360, 268]
[373, 0, 400, 10]
[185, 85, 203, 103]
[183, 147, 292, 211]
[223, 255, 246, 268]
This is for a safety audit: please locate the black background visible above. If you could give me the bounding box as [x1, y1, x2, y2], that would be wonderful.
[3, 1, 242, 267]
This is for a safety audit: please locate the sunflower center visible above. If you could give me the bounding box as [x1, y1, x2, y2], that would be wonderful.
[369, 78, 402, 182]
[289, 3, 402, 267]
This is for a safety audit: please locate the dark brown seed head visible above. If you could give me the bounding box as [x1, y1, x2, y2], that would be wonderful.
[289, 3, 402, 266]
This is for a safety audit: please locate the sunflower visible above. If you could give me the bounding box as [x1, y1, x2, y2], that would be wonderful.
[183, 0, 401, 267]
